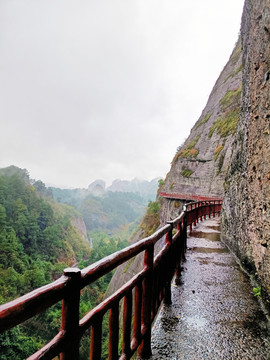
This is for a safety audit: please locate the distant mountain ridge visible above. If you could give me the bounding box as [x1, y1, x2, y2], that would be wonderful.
[87, 177, 161, 200]
[0, 166, 160, 234]
[51, 177, 161, 233]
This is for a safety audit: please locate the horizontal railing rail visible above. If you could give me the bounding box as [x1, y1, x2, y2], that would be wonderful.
[0, 199, 222, 360]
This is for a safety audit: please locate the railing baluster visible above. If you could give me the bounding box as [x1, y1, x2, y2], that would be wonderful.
[138, 244, 154, 359]
[183, 216, 187, 259]
[122, 291, 132, 357]
[131, 283, 142, 350]
[175, 222, 183, 285]
[164, 225, 173, 305]
[60, 268, 81, 360]
[90, 315, 103, 360]
[109, 303, 119, 360]
[204, 202, 207, 219]
[0, 199, 222, 360]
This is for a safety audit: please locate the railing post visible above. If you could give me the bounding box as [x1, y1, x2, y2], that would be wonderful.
[138, 244, 154, 359]
[122, 291, 132, 358]
[109, 303, 119, 360]
[60, 268, 81, 360]
[164, 224, 173, 305]
[174, 222, 183, 285]
[193, 204, 197, 226]
[204, 201, 208, 219]
[90, 315, 103, 360]
[183, 215, 187, 258]
[131, 283, 142, 350]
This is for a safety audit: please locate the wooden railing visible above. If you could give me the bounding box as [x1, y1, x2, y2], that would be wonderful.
[0, 200, 222, 360]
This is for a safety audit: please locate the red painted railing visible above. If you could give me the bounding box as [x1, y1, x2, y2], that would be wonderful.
[0, 200, 222, 360]
[159, 192, 222, 202]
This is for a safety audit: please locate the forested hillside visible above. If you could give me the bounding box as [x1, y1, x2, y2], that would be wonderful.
[0, 166, 145, 359]
[0, 168, 90, 303]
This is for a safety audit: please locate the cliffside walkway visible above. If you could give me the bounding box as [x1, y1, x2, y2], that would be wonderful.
[1, 201, 269, 360]
[0, 200, 222, 360]
[159, 192, 222, 202]
[149, 218, 270, 360]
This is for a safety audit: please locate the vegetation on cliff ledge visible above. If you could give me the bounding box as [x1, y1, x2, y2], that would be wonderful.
[195, 113, 211, 130]
[181, 166, 194, 178]
[172, 135, 200, 164]
[209, 84, 241, 139]
[219, 86, 241, 111]
[209, 108, 240, 138]
[214, 144, 224, 161]
[139, 201, 160, 237]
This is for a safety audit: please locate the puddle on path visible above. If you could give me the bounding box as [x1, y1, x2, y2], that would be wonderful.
[190, 230, 221, 242]
[208, 225, 221, 231]
[198, 258, 232, 266]
[150, 218, 270, 360]
[188, 246, 229, 254]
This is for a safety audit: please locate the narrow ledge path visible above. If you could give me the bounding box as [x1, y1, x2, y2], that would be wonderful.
[149, 218, 270, 360]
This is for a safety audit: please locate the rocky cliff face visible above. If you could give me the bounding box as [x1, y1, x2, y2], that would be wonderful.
[88, 179, 106, 196]
[107, 0, 270, 315]
[222, 0, 270, 307]
[107, 34, 243, 298]
[160, 40, 242, 198]
[70, 217, 89, 244]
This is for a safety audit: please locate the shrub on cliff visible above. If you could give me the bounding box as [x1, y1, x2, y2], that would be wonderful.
[139, 201, 160, 237]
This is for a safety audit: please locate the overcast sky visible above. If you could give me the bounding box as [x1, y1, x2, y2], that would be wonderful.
[0, 0, 244, 188]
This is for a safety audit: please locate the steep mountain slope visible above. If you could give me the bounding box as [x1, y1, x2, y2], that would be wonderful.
[0, 166, 132, 360]
[107, 39, 243, 297]
[160, 40, 242, 198]
[109, 0, 270, 312]
[222, 0, 270, 307]
[0, 166, 90, 303]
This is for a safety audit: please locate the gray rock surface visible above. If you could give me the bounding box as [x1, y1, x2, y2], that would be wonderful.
[161, 39, 242, 198]
[222, 0, 270, 306]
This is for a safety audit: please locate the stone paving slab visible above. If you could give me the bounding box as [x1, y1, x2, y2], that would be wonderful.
[149, 218, 270, 360]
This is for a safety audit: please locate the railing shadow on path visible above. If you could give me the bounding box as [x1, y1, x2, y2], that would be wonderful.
[0, 200, 222, 360]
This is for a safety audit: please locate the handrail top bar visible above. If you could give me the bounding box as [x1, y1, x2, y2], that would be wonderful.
[0, 275, 67, 313]
[79, 269, 145, 334]
[81, 223, 171, 286]
[0, 199, 223, 336]
[167, 210, 186, 227]
[0, 276, 68, 331]
[0, 223, 171, 330]
[80, 200, 223, 286]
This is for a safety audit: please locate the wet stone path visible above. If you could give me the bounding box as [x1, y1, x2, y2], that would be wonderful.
[149, 218, 270, 360]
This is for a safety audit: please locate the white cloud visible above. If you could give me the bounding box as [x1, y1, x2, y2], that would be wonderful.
[0, 0, 244, 188]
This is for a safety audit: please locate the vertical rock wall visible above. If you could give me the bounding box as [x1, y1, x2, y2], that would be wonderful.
[160, 39, 242, 198]
[222, 0, 270, 307]
[107, 20, 243, 300]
